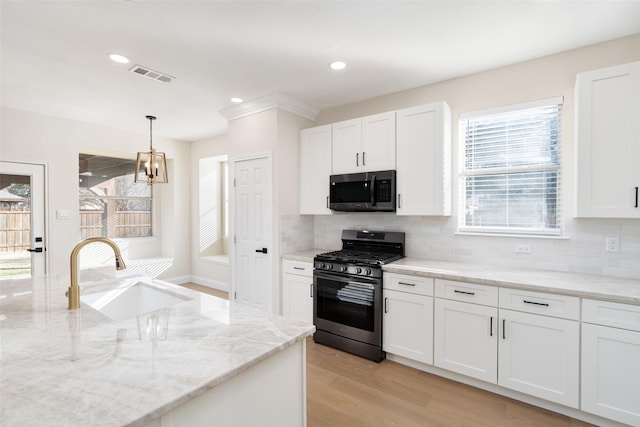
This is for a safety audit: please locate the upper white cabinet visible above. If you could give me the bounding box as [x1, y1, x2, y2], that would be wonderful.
[396, 102, 451, 216]
[581, 299, 640, 425]
[332, 111, 396, 174]
[299, 125, 332, 215]
[575, 61, 640, 218]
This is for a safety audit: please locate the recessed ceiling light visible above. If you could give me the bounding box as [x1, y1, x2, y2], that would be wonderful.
[329, 61, 347, 71]
[230, 97, 243, 103]
[108, 53, 130, 64]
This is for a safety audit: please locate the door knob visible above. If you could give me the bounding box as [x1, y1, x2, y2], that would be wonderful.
[255, 248, 268, 254]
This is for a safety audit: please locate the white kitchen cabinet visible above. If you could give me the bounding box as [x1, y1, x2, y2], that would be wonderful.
[383, 273, 434, 364]
[396, 102, 451, 216]
[299, 125, 332, 215]
[497, 288, 580, 408]
[434, 297, 498, 383]
[575, 60, 640, 218]
[282, 260, 313, 324]
[332, 111, 395, 174]
[581, 299, 640, 425]
[498, 309, 580, 408]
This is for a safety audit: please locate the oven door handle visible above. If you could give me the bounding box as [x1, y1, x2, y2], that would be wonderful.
[313, 270, 380, 286]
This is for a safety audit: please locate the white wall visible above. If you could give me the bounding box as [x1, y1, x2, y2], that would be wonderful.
[300, 34, 640, 279]
[190, 134, 230, 289]
[0, 108, 191, 282]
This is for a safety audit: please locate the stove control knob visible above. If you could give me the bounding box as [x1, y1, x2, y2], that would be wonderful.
[317, 262, 325, 269]
[326, 263, 333, 270]
[354, 267, 362, 274]
[339, 265, 347, 272]
[364, 268, 372, 276]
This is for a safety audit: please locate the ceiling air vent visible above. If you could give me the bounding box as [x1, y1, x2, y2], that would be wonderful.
[129, 65, 175, 83]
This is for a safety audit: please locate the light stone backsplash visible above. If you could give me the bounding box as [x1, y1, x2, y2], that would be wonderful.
[283, 213, 640, 280]
[280, 214, 315, 255]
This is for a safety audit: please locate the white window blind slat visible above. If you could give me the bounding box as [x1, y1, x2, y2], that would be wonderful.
[460, 100, 562, 235]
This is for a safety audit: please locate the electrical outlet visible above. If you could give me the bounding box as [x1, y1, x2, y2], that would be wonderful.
[605, 237, 619, 252]
[515, 244, 532, 254]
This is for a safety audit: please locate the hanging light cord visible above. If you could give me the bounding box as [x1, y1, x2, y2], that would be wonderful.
[146, 115, 156, 151]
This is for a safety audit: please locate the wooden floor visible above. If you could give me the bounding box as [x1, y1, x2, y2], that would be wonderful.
[180, 283, 593, 427]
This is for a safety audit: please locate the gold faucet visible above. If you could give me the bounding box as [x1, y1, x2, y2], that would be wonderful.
[67, 237, 127, 310]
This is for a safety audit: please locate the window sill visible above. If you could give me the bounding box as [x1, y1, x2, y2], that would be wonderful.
[455, 231, 570, 240]
[201, 255, 229, 265]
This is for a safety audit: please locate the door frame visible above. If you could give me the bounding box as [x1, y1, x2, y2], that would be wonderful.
[230, 152, 274, 311]
[0, 160, 50, 277]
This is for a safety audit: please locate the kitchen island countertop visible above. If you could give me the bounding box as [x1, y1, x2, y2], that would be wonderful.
[0, 274, 314, 426]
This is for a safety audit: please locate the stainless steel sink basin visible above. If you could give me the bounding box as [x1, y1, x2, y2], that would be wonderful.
[81, 282, 190, 320]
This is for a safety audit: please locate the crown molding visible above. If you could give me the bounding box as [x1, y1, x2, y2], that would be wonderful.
[218, 93, 319, 122]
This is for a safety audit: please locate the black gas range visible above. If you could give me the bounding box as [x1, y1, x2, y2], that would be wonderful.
[312, 230, 405, 362]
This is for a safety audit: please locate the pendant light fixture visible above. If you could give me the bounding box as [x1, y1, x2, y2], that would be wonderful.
[135, 115, 168, 185]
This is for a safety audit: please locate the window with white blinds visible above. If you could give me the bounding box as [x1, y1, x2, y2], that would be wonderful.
[459, 97, 563, 236]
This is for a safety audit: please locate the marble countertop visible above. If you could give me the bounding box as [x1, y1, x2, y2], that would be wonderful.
[385, 258, 640, 305]
[281, 248, 333, 263]
[282, 249, 640, 305]
[0, 274, 314, 427]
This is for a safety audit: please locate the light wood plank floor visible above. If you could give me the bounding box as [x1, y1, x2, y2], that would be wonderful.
[180, 283, 594, 427]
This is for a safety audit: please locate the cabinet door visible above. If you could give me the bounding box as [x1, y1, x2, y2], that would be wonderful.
[361, 111, 396, 172]
[282, 273, 313, 324]
[383, 289, 433, 364]
[575, 61, 640, 217]
[332, 118, 362, 174]
[434, 299, 497, 383]
[299, 125, 332, 215]
[498, 309, 579, 408]
[396, 102, 451, 216]
[581, 323, 640, 426]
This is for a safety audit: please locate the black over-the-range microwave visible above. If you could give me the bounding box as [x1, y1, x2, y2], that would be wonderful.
[329, 170, 396, 212]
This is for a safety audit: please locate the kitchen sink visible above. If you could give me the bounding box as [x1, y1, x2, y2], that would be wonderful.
[81, 282, 191, 321]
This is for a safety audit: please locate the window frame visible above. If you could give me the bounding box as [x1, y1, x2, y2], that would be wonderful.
[79, 153, 154, 239]
[458, 97, 564, 237]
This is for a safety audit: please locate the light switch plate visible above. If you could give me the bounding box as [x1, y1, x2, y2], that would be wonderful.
[56, 209, 70, 219]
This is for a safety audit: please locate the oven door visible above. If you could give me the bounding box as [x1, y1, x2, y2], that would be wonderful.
[313, 270, 382, 346]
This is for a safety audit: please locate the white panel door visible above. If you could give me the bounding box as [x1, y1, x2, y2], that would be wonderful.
[0, 161, 47, 278]
[233, 156, 271, 311]
[434, 298, 498, 383]
[498, 309, 579, 408]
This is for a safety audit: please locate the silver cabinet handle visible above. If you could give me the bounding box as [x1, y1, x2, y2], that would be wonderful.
[293, 266, 305, 271]
[356, 152, 359, 166]
[310, 283, 313, 298]
[362, 151, 366, 166]
[384, 297, 388, 313]
[398, 193, 401, 209]
[398, 281, 415, 287]
[454, 289, 475, 296]
[490, 316, 493, 337]
[502, 319, 506, 340]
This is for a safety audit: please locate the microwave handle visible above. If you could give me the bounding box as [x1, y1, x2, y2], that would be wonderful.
[370, 174, 376, 206]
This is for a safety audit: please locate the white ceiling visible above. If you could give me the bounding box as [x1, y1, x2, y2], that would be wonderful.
[2, 1, 640, 142]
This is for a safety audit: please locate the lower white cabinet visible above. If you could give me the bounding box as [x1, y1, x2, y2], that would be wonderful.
[581, 299, 640, 425]
[434, 298, 497, 382]
[383, 273, 434, 364]
[434, 282, 580, 409]
[498, 308, 580, 408]
[282, 260, 313, 324]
